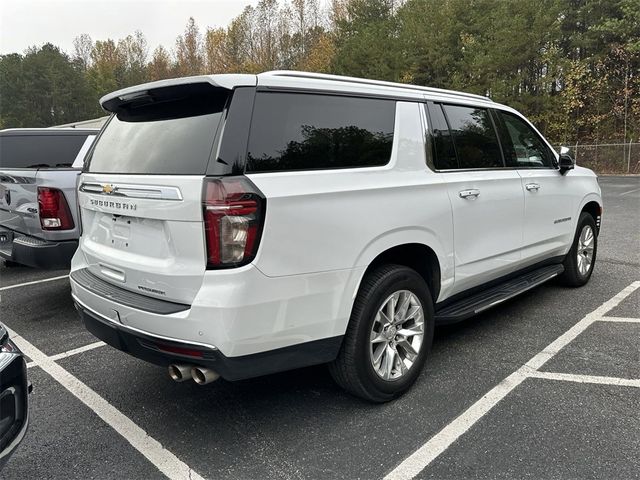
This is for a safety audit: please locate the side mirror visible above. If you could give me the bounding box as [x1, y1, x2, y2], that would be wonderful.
[558, 147, 574, 174]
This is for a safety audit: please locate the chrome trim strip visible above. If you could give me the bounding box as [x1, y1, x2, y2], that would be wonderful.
[71, 291, 218, 351]
[79, 182, 183, 201]
[474, 272, 559, 314]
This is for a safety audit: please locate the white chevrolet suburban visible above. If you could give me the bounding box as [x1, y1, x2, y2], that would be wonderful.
[70, 71, 602, 402]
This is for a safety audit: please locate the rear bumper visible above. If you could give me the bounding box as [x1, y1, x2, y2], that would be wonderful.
[0, 227, 77, 269]
[73, 296, 342, 381]
[69, 256, 362, 357]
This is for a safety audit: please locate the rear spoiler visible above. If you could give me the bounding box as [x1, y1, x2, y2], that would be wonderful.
[100, 74, 257, 113]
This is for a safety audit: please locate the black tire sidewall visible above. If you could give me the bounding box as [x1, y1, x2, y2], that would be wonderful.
[352, 267, 434, 399]
[565, 212, 598, 285]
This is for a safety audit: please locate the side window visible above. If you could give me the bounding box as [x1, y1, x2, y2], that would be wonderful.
[443, 105, 503, 169]
[427, 103, 458, 170]
[246, 93, 395, 172]
[0, 135, 88, 168]
[498, 111, 554, 168]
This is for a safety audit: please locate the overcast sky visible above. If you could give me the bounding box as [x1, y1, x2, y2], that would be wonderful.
[0, 0, 258, 55]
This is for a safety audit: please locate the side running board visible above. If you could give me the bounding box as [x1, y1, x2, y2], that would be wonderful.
[435, 264, 564, 324]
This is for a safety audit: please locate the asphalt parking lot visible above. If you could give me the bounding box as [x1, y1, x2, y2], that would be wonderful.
[1, 176, 638, 480]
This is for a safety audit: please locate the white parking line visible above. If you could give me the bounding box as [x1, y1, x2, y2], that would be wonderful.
[384, 280, 640, 480]
[8, 327, 204, 480]
[0, 274, 69, 291]
[26, 341, 106, 369]
[619, 187, 640, 196]
[529, 371, 640, 388]
[599, 316, 640, 324]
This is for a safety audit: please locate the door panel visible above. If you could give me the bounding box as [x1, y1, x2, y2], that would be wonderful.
[493, 109, 575, 264]
[518, 169, 575, 264]
[444, 170, 524, 295]
[428, 103, 525, 294]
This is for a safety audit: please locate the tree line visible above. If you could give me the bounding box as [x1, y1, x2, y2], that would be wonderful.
[0, 0, 637, 146]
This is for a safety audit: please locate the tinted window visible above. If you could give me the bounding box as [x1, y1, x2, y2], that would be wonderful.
[443, 105, 503, 169]
[0, 134, 87, 169]
[498, 111, 554, 168]
[246, 93, 395, 172]
[88, 92, 226, 175]
[427, 104, 458, 170]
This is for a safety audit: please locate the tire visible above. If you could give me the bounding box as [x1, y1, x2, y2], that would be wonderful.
[559, 212, 598, 287]
[329, 264, 435, 403]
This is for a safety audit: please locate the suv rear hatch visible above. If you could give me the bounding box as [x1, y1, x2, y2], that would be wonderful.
[78, 80, 254, 305]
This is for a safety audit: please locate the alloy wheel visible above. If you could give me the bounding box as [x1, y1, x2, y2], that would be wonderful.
[577, 224, 595, 276]
[369, 290, 424, 381]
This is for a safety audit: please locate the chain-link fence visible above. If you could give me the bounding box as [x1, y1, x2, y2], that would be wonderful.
[553, 142, 640, 174]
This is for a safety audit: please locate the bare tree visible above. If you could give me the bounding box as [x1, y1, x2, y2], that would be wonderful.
[175, 17, 204, 75]
[118, 31, 149, 84]
[72, 34, 93, 69]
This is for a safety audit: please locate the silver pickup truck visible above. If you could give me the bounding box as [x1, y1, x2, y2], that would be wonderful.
[0, 128, 98, 269]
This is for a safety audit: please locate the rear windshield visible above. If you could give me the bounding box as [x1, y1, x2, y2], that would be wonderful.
[87, 89, 227, 175]
[0, 134, 88, 169]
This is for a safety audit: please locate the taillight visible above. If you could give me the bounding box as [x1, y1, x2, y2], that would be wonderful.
[37, 187, 75, 230]
[203, 177, 265, 268]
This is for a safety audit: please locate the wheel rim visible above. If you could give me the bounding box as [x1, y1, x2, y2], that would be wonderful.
[576, 224, 595, 276]
[369, 290, 424, 381]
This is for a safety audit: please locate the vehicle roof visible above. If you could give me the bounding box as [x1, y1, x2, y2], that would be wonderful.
[0, 128, 99, 137]
[258, 71, 495, 105]
[100, 71, 503, 111]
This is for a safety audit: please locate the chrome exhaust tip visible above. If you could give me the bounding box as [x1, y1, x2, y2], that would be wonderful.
[191, 366, 220, 385]
[168, 364, 192, 382]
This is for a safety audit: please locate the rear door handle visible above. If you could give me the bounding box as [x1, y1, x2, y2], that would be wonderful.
[525, 183, 540, 191]
[459, 189, 480, 199]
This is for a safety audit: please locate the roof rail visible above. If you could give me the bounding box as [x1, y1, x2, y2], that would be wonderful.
[259, 70, 492, 102]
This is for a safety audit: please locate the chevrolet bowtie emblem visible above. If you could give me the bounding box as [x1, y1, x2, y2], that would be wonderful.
[102, 184, 114, 194]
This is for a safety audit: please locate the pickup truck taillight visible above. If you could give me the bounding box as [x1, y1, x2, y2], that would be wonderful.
[203, 177, 265, 268]
[37, 187, 75, 230]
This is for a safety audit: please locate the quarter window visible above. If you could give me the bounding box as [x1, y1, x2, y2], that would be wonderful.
[246, 93, 395, 172]
[498, 111, 554, 168]
[442, 105, 503, 169]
